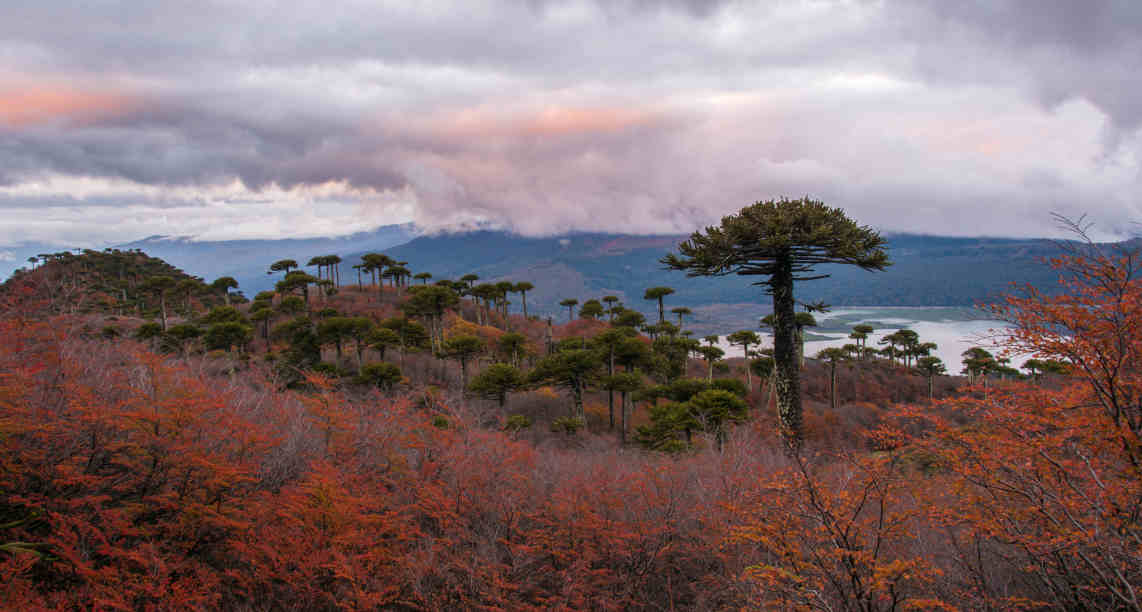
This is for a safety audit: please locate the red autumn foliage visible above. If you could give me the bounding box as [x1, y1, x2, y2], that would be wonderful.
[3, 238, 1141, 609]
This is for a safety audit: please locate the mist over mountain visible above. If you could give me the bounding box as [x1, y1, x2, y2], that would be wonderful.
[111, 224, 418, 295]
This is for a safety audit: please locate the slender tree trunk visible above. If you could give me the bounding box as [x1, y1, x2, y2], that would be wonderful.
[620, 390, 628, 446]
[829, 362, 837, 411]
[744, 342, 752, 391]
[159, 294, 168, 331]
[522, 291, 528, 319]
[771, 254, 802, 452]
[928, 374, 934, 403]
[607, 350, 615, 430]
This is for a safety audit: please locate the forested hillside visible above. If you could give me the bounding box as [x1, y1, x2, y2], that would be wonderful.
[2, 233, 1140, 609]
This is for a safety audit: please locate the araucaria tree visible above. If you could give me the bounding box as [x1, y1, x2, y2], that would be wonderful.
[662, 198, 889, 451]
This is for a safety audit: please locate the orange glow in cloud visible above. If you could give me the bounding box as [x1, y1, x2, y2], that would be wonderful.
[0, 86, 135, 126]
[413, 105, 656, 141]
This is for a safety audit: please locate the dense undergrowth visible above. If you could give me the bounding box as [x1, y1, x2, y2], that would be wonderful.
[2, 241, 1141, 610]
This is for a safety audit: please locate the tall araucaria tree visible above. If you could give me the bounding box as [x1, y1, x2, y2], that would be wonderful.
[559, 298, 578, 323]
[643, 286, 675, 323]
[662, 197, 889, 452]
[726, 330, 761, 391]
[514, 282, 534, 319]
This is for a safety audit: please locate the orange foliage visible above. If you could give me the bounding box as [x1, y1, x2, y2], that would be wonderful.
[3, 240, 1142, 609]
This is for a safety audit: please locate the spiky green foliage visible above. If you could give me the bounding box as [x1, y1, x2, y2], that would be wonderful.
[662, 198, 888, 452]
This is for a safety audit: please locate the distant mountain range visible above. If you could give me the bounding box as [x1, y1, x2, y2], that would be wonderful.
[109, 224, 418, 296]
[6, 224, 1118, 331]
[378, 231, 1076, 317]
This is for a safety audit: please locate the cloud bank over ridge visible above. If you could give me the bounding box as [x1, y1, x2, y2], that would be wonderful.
[1, 0, 1140, 245]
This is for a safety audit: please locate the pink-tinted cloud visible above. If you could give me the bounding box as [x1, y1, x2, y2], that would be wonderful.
[0, 85, 136, 127]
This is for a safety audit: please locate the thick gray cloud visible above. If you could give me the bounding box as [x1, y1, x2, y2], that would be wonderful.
[0, 0, 1139, 245]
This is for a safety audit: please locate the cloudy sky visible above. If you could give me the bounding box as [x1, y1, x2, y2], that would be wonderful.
[1, 0, 1140, 246]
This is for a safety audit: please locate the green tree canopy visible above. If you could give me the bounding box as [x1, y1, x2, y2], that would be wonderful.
[662, 198, 889, 451]
[468, 363, 526, 409]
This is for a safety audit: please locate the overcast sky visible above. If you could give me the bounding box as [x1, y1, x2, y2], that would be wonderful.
[1, 0, 1140, 246]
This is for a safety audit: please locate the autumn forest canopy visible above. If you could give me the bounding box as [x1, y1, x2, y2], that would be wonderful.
[3, 199, 1142, 610]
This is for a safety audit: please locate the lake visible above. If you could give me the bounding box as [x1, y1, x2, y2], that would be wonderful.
[709, 306, 1015, 373]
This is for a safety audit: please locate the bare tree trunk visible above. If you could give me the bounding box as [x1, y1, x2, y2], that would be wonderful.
[829, 362, 837, 411]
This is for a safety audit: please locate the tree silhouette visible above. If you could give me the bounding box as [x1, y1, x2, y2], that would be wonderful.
[670, 306, 692, 328]
[529, 348, 603, 419]
[602, 372, 642, 445]
[726, 330, 761, 391]
[276, 271, 318, 309]
[662, 198, 889, 451]
[601, 295, 620, 321]
[592, 327, 639, 430]
[358, 362, 402, 394]
[495, 332, 529, 367]
[468, 363, 526, 410]
[559, 298, 579, 323]
[579, 299, 605, 320]
[816, 347, 848, 411]
[689, 389, 747, 452]
[696, 345, 725, 382]
[849, 323, 874, 358]
[441, 335, 485, 393]
[212, 276, 238, 306]
[268, 259, 298, 277]
[962, 347, 997, 386]
[514, 282, 534, 319]
[141, 275, 176, 331]
[916, 356, 946, 403]
[414, 272, 432, 285]
[379, 316, 430, 367]
[403, 285, 459, 352]
[367, 327, 400, 362]
[643, 287, 675, 323]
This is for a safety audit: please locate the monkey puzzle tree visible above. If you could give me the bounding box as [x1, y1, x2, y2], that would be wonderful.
[662, 198, 889, 451]
[414, 272, 432, 285]
[514, 282, 534, 319]
[441, 334, 485, 392]
[726, 330, 761, 391]
[403, 285, 459, 352]
[849, 323, 874, 358]
[689, 389, 748, 452]
[643, 286, 675, 323]
[579, 299, 605, 320]
[696, 345, 725, 382]
[141, 275, 177, 331]
[468, 363, 526, 410]
[358, 362, 402, 394]
[916, 355, 946, 403]
[591, 327, 639, 429]
[816, 347, 849, 411]
[268, 259, 298, 277]
[670, 306, 692, 328]
[601, 295, 621, 321]
[211, 276, 239, 306]
[559, 298, 579, 323]
[495, 332, 529, 367]
[529, 348, 604, 420]
[602, 372, 643, 445]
